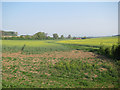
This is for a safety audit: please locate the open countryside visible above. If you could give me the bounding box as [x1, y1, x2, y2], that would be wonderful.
[2, 35, 120, 88]
[1, 2, 120, 88]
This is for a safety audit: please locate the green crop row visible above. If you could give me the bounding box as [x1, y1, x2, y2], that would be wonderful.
[2, 45, 71, 54]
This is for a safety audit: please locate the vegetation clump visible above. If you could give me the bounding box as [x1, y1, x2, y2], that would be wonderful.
[99, 44, 120, 60]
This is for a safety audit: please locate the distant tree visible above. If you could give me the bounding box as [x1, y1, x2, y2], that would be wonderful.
[1, 31, 17, 36]
[46, 36, 52, 40]
[73, 37, 76, 39]
[31, 36, 35, 40]
[60, 35, 64, 39]
[53, 33, 59, 39]
[20, 35, 24, 39]
[25, 35, 31, 39]
[33, 32, 47, 40]
[68, 34, 71, 39]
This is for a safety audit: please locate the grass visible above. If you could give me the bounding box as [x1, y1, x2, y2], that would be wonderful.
[2, 36, 120, 88]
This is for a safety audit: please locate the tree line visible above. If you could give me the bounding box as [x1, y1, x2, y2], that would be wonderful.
[2, 32, 74, 40]
[0, 31, 17, 36]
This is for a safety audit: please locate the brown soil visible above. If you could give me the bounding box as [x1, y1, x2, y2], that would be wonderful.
[2, 50, 109, 60]
[2, 50, 115, 88]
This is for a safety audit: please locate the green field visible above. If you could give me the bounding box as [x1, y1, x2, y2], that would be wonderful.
[2, 40, 71, 54]
[2, 36, 118, 54]
[2, 40, 58, 47]
[2, 37, 119, 88]
[2, 36, 118, 47]
[57, 36, 118, 46]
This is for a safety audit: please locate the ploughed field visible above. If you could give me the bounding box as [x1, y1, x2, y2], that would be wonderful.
[2, 37, 119, 88]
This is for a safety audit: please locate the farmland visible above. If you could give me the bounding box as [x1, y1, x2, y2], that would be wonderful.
[2, 36, 119, 88]
[2, 36, 118, 54]
[57, 36, 118, 46]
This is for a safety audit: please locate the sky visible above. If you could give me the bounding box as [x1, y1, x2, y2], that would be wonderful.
[2, 2, 118, 37]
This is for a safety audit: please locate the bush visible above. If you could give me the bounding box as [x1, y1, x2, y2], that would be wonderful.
[99, 45, 105, 54]
[104, 47, 111, 57]
[99, 44, 120, 60]
[113, 44, 120, 60]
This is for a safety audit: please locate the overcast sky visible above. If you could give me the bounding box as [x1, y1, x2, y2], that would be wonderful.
[2, 2, 118, 37]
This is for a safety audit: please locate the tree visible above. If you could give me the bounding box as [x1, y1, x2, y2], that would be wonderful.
[53, 33, 59, 39]
[60, 35, 64, 39]
[1, 31, 17, 36]
[73, 37, 76, 39]
[25, 35, 31, 39]
[68, 34, 71, 39]
[33, 32, 47, 40]
[46, 36, 52, 40]
[20, 35, 24, 40]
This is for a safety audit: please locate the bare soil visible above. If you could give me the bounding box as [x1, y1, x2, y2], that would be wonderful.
[2, 50, 109, 60]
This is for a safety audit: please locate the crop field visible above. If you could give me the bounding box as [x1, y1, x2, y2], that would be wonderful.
[2, 40, 58, 47]
[1, 37, 119, 88]
[2, 40, 71, 54]
[57, 36, 118, 47]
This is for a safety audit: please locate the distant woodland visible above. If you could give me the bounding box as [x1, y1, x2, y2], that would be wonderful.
[0, 31, 17, 36]
[1, 30, 87, 40]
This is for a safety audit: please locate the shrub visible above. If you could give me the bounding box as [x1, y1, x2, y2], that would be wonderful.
[99, 44, 120, 60]
[114, 44, 120, 60]
[99, 45, 105, 54]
